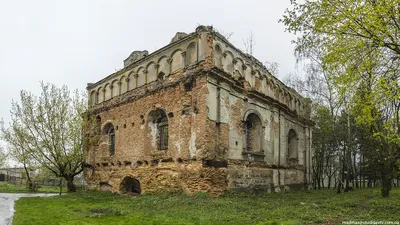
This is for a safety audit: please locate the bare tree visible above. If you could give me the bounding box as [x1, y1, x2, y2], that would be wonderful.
[213, 28, 234, 41]
[265, 61, 279, 77]
[0, 146, 7, 168]
[243, 31, 255, 55]
[0, 82, 87, 192]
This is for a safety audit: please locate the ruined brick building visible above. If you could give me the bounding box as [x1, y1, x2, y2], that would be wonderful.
[84, 26, 313, 195]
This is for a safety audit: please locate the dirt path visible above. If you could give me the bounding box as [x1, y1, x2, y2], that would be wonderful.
[0, 193, 58, 225]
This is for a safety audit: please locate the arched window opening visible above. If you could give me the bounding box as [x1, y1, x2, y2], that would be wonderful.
[288, 129, 298, 159]
[244, 113, 262, 152]
[149, 109, 168, 150]
[120, 177, 141, 195]
[158, 72, 165, 81]
[103, 123, 115, 156]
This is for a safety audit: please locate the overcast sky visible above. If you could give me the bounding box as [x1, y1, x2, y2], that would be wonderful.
[0, 0, 302, 126]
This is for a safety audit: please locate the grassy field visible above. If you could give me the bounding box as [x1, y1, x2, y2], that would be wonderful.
[12, 188, 400, 225]
[0, 181, 65, 193]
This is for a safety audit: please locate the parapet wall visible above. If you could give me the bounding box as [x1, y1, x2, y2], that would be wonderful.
[87, 26, 311, 121]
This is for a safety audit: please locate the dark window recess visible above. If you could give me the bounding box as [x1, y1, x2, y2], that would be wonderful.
[161, 158, 173, 163]
[184, 81, 194, 92]
[109, 129, 115, 156]
[119, 177, 141, 195]
[158, 72, 165, 81]
[151, 160, 159, 166]
[202, 160, 228, 168]
[159, 123, 168, 150]
[83, 163, 93, 168]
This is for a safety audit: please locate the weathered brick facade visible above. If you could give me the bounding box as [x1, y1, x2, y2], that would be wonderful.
[84, 26, 313, 195]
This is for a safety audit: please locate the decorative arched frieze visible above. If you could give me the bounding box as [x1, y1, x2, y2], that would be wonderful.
[186, 42, 197, 66]
[157, 56, 169, 76]
[120, 75, 128, 94]
[222, 51, 234, 74]
[90, 90, 96, 106]
[170, 49, 184, 73]
[137, 67, 146, 87]
[234, 58, 244, 75]
[111, 79, 119, 98]
[97, 87, 103, 103]
[146, 61, 157, 83]
[244, 64, 253, 87]
[128, 71, 136, 90]
[214, 44, 223, 68]
[104, 83, 111, 101]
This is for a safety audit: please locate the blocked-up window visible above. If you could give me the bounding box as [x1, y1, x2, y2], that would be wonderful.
[244, 113, 262, 152]
[288, 129, 298, 159]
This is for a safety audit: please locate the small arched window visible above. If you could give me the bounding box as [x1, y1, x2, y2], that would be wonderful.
[288, 129, 298, 159]
[157, 72, 165, 81]
[244, 113, 262, 152]
[103, 123, 115, 156]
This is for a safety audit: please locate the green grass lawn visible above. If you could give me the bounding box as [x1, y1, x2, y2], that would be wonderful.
[12, 188, 400, 225]
[0, 181, 65, 193]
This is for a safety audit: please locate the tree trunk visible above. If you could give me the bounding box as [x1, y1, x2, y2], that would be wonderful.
[65, 176, 77, 192]
[380, 161, 392, 198]
[327, 175, 331, 189]
[22, 163, 33, 191]
[381, 177, 391, 197]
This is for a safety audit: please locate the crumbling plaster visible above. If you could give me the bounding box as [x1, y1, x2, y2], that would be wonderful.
[84, 26, 313, 195]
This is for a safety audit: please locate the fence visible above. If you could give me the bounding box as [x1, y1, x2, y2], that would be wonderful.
[0, 173, 88, 191]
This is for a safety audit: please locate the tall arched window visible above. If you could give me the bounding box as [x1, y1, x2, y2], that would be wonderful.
[288, 129, 298, 159]
[149, 109, 168, 150]
[103, 123, 115, 156]
[244, 113, 262, 152]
